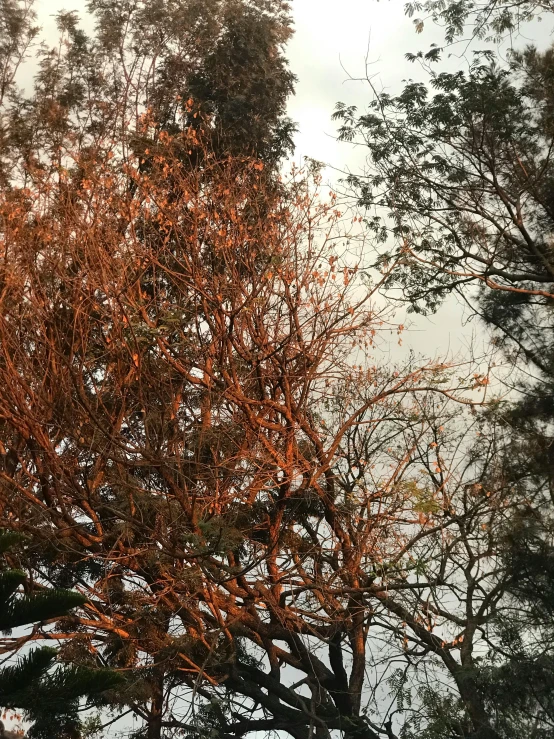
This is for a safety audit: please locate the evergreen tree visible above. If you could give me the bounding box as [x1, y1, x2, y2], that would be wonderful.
[0, 532, 123, 739]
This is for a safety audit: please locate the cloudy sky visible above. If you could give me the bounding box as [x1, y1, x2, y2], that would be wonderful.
[287, 0, 553, 168]
[285, 0, 490, 365]
[288, 0, 442, 167]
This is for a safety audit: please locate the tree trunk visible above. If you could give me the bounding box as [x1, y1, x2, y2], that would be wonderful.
[147, 674, 165, 739]
[455, 672, 502, 739]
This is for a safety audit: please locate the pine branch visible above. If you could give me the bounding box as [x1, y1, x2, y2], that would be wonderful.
[0, 646, 57, 703]
[0, 589, 87, 631]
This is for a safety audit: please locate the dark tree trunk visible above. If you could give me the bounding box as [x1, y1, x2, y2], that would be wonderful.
[147, 674, 165, 739]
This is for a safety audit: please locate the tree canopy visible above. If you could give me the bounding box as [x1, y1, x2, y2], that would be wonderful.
[1, 0, 554, 738]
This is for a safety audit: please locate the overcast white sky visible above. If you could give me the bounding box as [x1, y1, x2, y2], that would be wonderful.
[287, 0, 554, 168]
[288, 0, 439, 168]
[285, 0, 489, 365]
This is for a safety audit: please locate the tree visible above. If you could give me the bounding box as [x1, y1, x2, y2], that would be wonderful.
[0, 2, 526, 739]
[0, 0, 295, 190]
[334, 14, 554, 738]
[0, 108, 476, 738]
[0, 532, 123, 739]
[0, 4, 483, 735]
[334, 42, 554, 385]
[403, 0, 554, 43]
